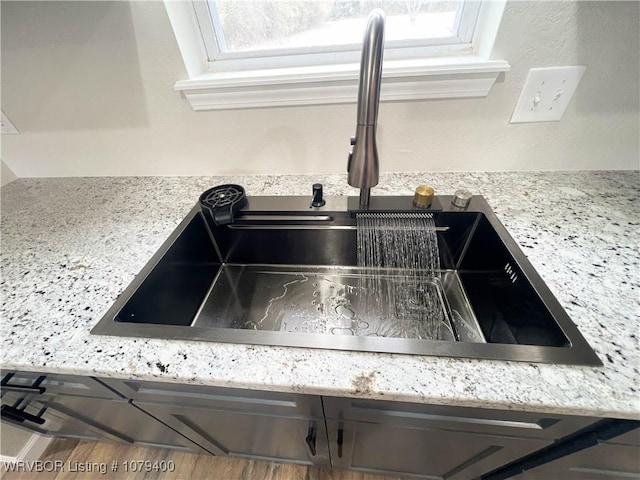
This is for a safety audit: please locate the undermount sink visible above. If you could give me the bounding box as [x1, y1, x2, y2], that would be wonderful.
[91, 193, 601, 366]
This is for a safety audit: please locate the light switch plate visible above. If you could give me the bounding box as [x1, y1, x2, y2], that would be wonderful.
[1, 111, 19, 134]
[510, 66, 587, 123]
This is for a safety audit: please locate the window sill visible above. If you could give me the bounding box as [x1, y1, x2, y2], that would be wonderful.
[174, 57, 511, 111]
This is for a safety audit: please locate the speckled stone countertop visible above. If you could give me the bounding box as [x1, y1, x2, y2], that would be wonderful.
[1, 171, 638, 420]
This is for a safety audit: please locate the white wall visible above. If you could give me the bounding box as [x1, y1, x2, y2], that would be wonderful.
[1, 159, 18, 186]
[1, 1, 638, 177]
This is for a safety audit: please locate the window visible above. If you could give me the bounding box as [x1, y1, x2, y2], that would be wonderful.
[199, 1, 481, 71]
[164, 0, 510, 110]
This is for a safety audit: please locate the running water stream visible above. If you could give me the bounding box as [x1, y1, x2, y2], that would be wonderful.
[356, 213, 449, 339]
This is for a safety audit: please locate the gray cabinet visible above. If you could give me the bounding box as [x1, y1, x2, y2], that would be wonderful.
[1, 389, 110, 442]
[1, 371, 121, 399]
[510, 442, 640, 480]
[327, 419, 548, 479]
[0, 371, 208, 454]
[138, 401, 328, 464]
[6, 371, 633, 479]
[99, 377, 330, 465]
[323, 397, 596, 480]
[498, 423, 640, 480]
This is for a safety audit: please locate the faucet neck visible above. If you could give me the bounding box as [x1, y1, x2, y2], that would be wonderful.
[347, 9, 386, 205]
[356, 10, 385, 128]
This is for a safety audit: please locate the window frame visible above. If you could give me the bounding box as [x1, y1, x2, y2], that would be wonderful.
[164, 0, 510, 110]
[197, 0, 482, 72]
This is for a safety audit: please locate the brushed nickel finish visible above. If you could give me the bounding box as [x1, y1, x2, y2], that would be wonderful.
[348, 10, 385, 206]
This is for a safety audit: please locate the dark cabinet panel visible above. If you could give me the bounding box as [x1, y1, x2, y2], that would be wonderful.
[6, 370, 633, 480]
[327, 419, 547, 480]
[137, 400, 330, 465]
[100, 376, 330, 464]
[511, 441, 640, 480]
[1, 371, 120, 399]
[1, 390, 107, 442]
[485, 423, 640, 480]
[40, 395, 207, 452]
[322, 396, 601, 478]
[323, 396, 595, 440]
[1, 376, 208, 454]
[98, 377, 322, 418]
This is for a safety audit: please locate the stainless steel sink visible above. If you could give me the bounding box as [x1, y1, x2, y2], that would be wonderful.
[91, 194, 601, 366]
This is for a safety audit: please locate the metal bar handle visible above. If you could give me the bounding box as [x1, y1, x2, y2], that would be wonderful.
[0, 404, 46, 425]
[305, 422, 317, 457]
[337, 428, 344, 458]
[1, 405, 25, 423]
[1, 373, 47, 394]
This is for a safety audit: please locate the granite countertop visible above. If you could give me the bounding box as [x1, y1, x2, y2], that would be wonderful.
[1, 171, 638, 420]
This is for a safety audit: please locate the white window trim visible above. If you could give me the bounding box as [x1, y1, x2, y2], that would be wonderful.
[164, 0, 510, 111]
[196, 0, 481, 71]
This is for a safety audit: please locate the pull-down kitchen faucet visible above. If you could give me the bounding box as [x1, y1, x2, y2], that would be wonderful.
[347, 9, 385, 208]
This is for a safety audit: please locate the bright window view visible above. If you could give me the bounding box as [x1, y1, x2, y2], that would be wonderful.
[209, 0, 465, 55]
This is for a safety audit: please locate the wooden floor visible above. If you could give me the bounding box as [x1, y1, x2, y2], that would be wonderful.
[1, 439, 403, 480]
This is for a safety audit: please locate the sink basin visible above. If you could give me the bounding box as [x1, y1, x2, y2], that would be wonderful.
[91, 194, 601, 366]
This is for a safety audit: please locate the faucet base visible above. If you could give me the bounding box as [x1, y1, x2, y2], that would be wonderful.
[359, 188, 371, 207]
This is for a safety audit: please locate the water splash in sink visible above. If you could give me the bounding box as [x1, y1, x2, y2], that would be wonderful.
[356, 213, 450, 340]
[214, 265, 462, 342]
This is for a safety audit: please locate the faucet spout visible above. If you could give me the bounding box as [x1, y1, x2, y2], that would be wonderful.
[347, 9, 385, 207]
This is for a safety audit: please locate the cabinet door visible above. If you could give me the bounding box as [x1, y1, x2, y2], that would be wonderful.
[323, 397, 595, 442]
[137, 401, 330, 465]
[327, 419, 547, 480]
[41, 395, 209, 453]
[98, 377, 322, 418]
[1, 390, 110, 441]
[507, 425, 640, 480]
[510, 442, 640, 480]
[1, 390, 208, 454]
[1, 371, 120, 399]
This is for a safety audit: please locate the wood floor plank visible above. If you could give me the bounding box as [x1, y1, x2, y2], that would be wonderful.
[55, 441, 120, 480]
[317, 467, 365, 480]
[239, 459, 308, 480]
[116, 443, 172, 480]
[266, 461, 313, 480]
[156, 450, 205, 480]
[196, 451, 240, 479]
[316, 467, 403, 480]
[362, 473, 403, 480]
[133, 445, 181, 480]
[43, 439, 80, 459]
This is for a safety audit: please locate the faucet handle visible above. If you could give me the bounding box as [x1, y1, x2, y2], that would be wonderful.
[347, 136, 357, 173]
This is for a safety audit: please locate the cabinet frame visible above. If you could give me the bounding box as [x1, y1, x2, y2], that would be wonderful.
[0, 371, 211, 454]
[326, 418, 551, 480]
[6, 371, 627, 480]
